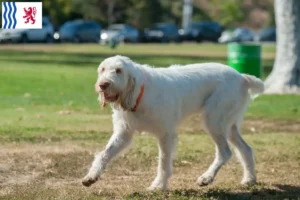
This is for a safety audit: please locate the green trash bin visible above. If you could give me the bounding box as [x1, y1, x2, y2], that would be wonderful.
[227, 43, 261, 78]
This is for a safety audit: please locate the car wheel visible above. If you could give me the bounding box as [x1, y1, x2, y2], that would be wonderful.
[161, 37, 169, 43]
[94, 35, 100, 43]
[19, 34, 28, 43]
[131, 38, 138, 43]
[196, 36, 203, 43]
[45, 34, 53, 43]
[214, 38, 219, 43]
[72, 36, 80, 43]
[175, 37, 182, 43]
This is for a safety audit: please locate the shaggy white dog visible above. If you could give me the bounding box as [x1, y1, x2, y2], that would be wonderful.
[82, 55, 264, 190]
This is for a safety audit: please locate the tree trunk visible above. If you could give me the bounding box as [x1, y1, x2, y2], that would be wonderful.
[107, 0, 116, 26]
[264, 0, 300, 94]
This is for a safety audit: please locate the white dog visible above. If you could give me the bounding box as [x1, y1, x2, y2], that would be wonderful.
[82, 55, 264, 190]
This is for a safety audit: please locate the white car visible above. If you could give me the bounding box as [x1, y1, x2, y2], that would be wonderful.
[218, 30, 234, 43]
[100, 24, 139, 44]
[0, 17, 54, 43]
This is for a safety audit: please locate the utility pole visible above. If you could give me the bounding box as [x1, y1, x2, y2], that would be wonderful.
[182, 0, 193, 30]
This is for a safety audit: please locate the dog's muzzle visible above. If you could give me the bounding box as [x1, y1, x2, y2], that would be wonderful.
[99, 82, 110, 90]
[102, 92, 119, 102]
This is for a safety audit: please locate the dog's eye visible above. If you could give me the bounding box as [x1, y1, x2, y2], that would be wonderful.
[115, 68, 122, 74]
[100, 68, 105, 73]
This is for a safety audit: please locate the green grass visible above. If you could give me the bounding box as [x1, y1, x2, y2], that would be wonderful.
[248, 95, 300, 120]
[0, 43, 300, 200]
[0, 43, 298, 120]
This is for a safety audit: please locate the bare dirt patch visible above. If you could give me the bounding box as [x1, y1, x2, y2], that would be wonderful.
[0, 143, 89, 188]
[0, 135, 300, 199]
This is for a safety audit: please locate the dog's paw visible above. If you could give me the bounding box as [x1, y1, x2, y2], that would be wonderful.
[147, 177, 168, 191]
[147, 181, 167, 191]
[196, 175, 214, 186]
[241, 177, 256, 186]
[82, 175, 98, 187]
[147, 185, 167, 191]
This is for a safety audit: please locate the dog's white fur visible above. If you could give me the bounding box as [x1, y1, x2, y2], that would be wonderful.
[82, 55, 264, 190]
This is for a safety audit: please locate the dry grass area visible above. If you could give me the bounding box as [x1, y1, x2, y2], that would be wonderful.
[0, 119, 300, 200]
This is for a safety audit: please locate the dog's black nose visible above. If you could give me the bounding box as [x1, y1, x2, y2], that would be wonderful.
[99, 82, 110, 90]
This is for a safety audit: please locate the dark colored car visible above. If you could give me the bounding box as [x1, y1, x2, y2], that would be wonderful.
[256, 28, 276, 42]
[100, 24, 139, 44]
[179, 21, 222, 42]
[59, 20, 101, 43]
[143, 23, 180, 43]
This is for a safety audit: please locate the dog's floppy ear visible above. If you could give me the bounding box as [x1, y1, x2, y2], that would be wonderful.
[120, 75, 136, 110]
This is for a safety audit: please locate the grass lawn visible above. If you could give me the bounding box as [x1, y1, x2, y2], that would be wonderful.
[0, 43, 300, 200]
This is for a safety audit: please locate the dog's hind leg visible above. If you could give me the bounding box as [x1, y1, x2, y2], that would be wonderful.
[197, 128, 232, 186]
[228, 124, 256, 186]
[82, 130, 133, 187]
[197, 93, 233, 186]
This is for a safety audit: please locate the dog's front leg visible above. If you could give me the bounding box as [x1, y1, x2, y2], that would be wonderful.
[148, 132, 177, 191]
[82, 130, 133, 187]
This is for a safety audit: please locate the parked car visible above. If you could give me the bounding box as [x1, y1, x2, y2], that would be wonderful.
[255, 28, 276, 42]
[143, 23, 180, 43]
[0, 17, 54, 43]
[179, 21, 222, 42]
[229, 28, 254, 43]
[59, 20, 101, 43]
[100, 24, 139, 44]
[218, 29, 234, 43]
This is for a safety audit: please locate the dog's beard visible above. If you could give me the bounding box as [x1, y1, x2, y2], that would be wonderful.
[95, 84, 107, 109]
[100, 94, 108, 108]
[98, 92, 120, 109]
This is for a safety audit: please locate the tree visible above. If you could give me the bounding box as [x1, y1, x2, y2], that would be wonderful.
[43, 0, 73, 26]
[71, 0, 109, 24]
[264, 0, 300, 94]
[211, 0, 245, 27]
[125, 0, 164, 28]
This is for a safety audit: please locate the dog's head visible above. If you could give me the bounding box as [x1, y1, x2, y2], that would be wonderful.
[95, 55, 139, 110]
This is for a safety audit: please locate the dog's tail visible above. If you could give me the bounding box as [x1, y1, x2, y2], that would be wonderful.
[242, 74, 265, 99]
